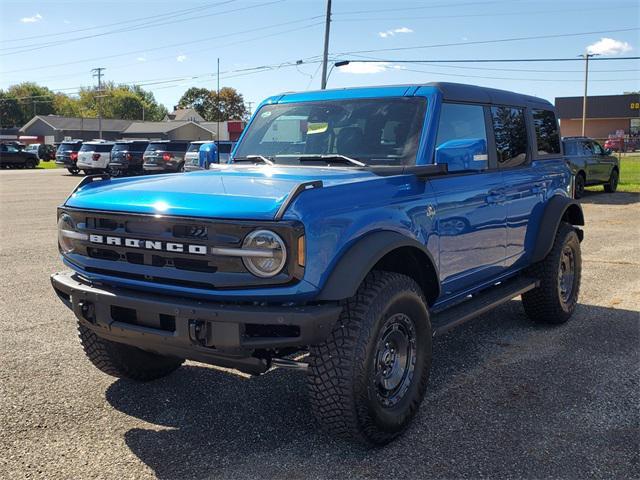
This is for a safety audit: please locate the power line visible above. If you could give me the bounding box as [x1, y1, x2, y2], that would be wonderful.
[2, 2, 238, 43]
[333, 56, 640, 64]
[1, 0, 287, 56]
[335, 0, 515, 16]
[332, 27, 639, 56]
[0, 17, 324, 74]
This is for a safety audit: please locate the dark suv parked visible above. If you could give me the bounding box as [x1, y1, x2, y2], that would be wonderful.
[55, 140, 83, 175]
[562, 136, 619, 198]
[108, 140, 149, 176]
[0, 143, 39, 168]
[142, 140, 190, 173]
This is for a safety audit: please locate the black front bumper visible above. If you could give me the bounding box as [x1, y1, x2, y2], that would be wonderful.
[51, 271, 342, 374]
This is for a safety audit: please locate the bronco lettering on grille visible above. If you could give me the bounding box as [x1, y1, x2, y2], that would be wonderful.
[88, 234, 206, 255]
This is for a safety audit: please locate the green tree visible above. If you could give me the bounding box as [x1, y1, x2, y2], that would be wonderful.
[0, 90, 22, 127]
[3, 82, 56, 126]
[177, 86, 247, 121]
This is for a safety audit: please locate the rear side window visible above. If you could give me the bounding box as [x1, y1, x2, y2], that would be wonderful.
[580, 141, 593, 156]
[532, 109, 560, 156]
[491, 106, 528, 168]
[563, 141, 578, 156]
[435, 103, 488, 172]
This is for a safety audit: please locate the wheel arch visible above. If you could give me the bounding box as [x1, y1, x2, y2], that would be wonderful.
[531, 195, 584, 263]
[316, 230, 441, 305]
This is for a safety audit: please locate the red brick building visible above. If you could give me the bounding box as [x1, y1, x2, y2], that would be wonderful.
[555, 93, 640, 139]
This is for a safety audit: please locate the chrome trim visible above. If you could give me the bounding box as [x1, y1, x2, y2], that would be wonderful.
[60, 230, 89, 240]
[210, 247, 275, 258]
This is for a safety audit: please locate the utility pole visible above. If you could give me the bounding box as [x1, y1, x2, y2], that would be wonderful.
[580, 53, 599, 137]
[320, 0, 332, 89]
[217, 58, 220, 143]
[92, 67, 106, 139]
[246, 101, 254, 117]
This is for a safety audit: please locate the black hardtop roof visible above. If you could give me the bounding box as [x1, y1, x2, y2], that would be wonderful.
[428, 82, 554, 109]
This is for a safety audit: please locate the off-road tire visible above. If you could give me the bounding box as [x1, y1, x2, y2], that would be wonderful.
[574, 172, 585, 199]
[307, 271, 432, 445]
[78, 322, 184, 381]
[604, 169, 618, 193]
[522, 222, 581, 324]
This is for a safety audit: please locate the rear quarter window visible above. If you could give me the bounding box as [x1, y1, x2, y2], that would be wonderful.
[532, 109, 561, 156]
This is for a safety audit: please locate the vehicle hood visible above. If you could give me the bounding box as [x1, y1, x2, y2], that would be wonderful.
[64, 165, 380, 220]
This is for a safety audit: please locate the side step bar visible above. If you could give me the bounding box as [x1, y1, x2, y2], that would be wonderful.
[431, 277, 539, 337]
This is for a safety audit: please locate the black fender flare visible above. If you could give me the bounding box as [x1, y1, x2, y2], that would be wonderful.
[316, 230, 440, 302]
[531, 195, 584, 263]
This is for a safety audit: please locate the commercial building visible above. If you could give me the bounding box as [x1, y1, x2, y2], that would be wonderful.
[120, 121, 214, 141]
[18, 116, 133, 143]
[555, 93, 640, 139]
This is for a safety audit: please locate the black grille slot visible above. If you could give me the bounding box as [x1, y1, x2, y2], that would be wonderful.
[87, 217, 118, 231]
[174, 257, 217, 273]
[126, 252, 144, 264]
[111, 305, 137, 323]
[159, 314, 176, 332]
[88, 247, 120, 261]
[152, 255, 167, 267]
[126, 220, 166, 236]
[173, 224, 208, 239]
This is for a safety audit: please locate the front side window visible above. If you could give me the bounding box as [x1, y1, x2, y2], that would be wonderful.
[491, 106, 528, 168]
[580, 141, 593, 156]
[435, 103, 488, 172]
[234, 97, 427, 166]
[532, 109, 560, 156]
[592, 142, 604, 155]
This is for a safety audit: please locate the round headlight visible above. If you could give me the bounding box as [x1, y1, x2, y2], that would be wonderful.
[58, 213, 77, 254]
[242, 230, 287, 278]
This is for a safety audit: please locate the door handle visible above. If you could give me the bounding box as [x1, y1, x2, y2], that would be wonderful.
[486, 192, 505, 204]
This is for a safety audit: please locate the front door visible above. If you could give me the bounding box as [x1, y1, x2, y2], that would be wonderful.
[429, 102, 507, 296]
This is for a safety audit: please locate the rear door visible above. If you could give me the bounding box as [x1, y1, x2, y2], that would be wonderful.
[428, 102, 507, 295]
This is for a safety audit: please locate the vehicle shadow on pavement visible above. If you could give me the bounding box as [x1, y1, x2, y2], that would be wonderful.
[105, 300, 640, 479]
[578, 191, 639, 205]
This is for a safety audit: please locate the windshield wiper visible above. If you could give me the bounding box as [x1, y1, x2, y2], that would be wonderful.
[296, 154, 366, 167]
[232, 155, 274, 165]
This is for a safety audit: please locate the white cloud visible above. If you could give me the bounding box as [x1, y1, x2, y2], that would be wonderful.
[20, 13, 42, 23]
[338, 62, 389, 74]
[176, 54, 187, 62]
[587, 37, 632, 56]
[378, 26, 413, 38]
[63, 19, 70, 24]
[137, 57, 146, 62]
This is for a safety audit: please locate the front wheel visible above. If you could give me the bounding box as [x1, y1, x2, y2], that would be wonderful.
[67, 166, 80, 175]
[574, 173, 585, 199]
[307, 271, 432, 445]
[604, 169, 618, 193]
[522, 222, 581, 324]
[78, 322, 184, 381]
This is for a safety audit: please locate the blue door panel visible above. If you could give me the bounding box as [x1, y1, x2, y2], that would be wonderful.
[428, 171, 506, 296]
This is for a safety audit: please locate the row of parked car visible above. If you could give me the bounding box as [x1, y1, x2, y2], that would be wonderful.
[54, 139, 236, 176]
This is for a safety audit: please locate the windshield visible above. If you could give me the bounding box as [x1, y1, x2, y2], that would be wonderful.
[57, 143, 81, 153]
[234, 97, 427, 166]
[80, 143, 112, 152]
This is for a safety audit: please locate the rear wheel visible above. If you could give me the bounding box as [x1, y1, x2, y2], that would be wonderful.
[67, 166, 80, 175]
[25, 159, 36, 169]
[177, 162, 185, 173]
[307, 271, 431, 445]
[522, 222, 581, 324]
[574, 172, 585, 199]
[78, 322, 184, 381]
[604, 169, 618, 193]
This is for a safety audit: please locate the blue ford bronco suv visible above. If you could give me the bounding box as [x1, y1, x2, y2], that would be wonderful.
[52, 83, 584, 445]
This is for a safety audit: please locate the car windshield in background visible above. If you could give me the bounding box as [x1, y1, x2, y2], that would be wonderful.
[57, 143, 80, 153]
[112, 143, 130, 152]
[187, 143, 203, 153]
[234, 97, 427, 166]
[80, 144, 112, 152]
[147, 142, 188, 152]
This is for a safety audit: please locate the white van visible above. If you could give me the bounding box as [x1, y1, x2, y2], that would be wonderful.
[76, 141, 115, 174]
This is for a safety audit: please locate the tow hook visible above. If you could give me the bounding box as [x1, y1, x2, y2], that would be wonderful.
[78, 301, 96, 324]
[189, 319, 208, 346]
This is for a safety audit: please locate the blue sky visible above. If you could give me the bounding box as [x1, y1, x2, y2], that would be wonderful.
[1, 0, 638, 112]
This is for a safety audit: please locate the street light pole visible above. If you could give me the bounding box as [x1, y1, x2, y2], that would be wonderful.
[580, 53, 599, 137]
[320, 0, 332, 89]
[92, 67, 106, 139]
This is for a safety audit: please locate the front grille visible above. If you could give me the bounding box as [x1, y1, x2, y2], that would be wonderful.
[62, 209, 304, 289]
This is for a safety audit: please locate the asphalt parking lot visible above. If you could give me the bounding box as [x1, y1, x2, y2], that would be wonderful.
[1, 168, 638, 480]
